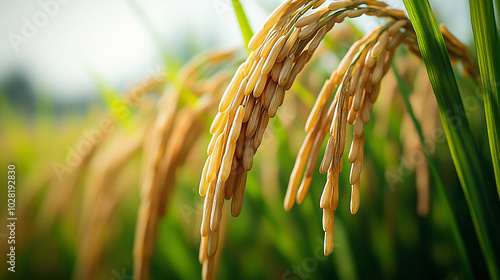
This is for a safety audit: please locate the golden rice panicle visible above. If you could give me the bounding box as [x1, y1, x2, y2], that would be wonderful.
[321, 22, 407, 249]
[198, 1, 354, 276]
[133, 49, 234, 280]
[207, 0, 395, 264]
[284, 14, 414, 257]
[134, 92, 180, 280]
[200, 0, 479, 275]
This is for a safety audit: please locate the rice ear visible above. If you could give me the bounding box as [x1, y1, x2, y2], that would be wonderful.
[196, 1, 476, 276]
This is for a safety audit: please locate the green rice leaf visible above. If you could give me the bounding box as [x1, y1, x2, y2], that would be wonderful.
[403, 0, 500, 278]
[469, 0, 500, 198]
[231, 0, 254, 52]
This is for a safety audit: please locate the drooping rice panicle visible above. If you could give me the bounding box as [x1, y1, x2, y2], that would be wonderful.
[199, 1, 478, 276]
[134, 50, 235, 280]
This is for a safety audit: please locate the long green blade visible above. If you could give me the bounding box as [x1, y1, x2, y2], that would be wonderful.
[495, 0, 500, 33]
[231, 0, 254, 51]
[469, 0, 500, 198]
[402, 0, 500, 279]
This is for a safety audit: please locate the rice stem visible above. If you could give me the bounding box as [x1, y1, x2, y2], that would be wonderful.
[231, 0, 254, 52]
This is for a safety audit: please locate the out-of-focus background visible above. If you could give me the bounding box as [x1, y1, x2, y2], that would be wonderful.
[0, 0, 490, 279]
[0, 0, 472, 103]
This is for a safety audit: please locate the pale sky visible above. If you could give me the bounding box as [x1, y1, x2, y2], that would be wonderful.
[0, 0, 472, 100]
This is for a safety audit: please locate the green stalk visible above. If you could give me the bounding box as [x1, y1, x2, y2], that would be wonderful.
[469, 0, 500, 198]
[495, 0, 500, 33]
[391, 64, 473, 279]
[403, 1, 500, 278]
[231, 0, 254, 52]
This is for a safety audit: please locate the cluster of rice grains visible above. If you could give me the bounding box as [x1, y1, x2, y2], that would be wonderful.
[285, 3, 413, 256]
[198, 0, 477, 278]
